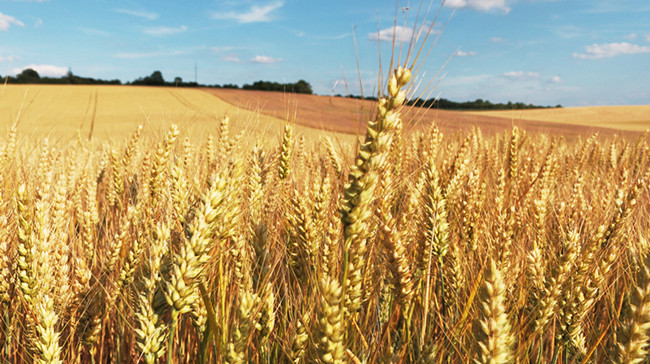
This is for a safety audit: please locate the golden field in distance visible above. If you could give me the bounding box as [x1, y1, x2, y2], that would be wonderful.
[467, 105, 650, 132]
[0, 84, 350, 144]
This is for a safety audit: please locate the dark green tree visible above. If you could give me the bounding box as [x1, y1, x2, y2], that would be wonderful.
[293, 79, 313, 94]
[149, 71, 164, 85]
[16, 68, 40, 83]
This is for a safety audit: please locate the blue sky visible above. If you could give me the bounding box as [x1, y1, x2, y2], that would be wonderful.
[1, 0, 649, 106]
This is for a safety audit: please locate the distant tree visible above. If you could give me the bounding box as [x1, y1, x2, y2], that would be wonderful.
[293, 79, 313, 94]
[66, 69, 75, 84]
[16, 68, 40, 83]
[174, 77, 182, 86]
[131, 70, 165, 86]
[20, 68, 40, 79]
[150, 71, 164, 85]
[406, 96, 556, 110]
[242, 79, 313, 94]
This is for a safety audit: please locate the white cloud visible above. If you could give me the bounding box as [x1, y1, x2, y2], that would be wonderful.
[0, 54, 13, 62]
[222, 54, 242, 63]
[250, 55, 282, 64]
[115, 51, 168, 59]
[144, 25, 187, 36]
[211, 1, 284, 23]
[80, 27, 110, 37]
[211, 46, 234, 53]
[445, 0, 511, 13]
[117, 51, 180, 59]
[313, 33, 351, 40]
[502, 71, 540, 80]
[623, 33, 637, 40]
[584, 2, 650, 14]
[573, 42, 650, 59]
[34, 19, 43, 28]
[369, 25, 423, 42]
[11, 64, 68, 77]
[456, 50, 476, 56]
[0, 12, 24, 31]
[491, 36, 504, 43]
[115, 47, 202, 59]
[114, 8, 158, 20]
[645, 34, 650, 42]
[550, 75, 563, 84]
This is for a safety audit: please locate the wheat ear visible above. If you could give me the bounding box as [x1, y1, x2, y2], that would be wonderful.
[615, 251, 650, 363]
[475, 258, 514, 364]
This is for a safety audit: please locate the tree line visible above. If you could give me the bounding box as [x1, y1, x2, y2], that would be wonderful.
[407, 97, 561, 110]
[4, 68, 560, 109]
[3, 68, 121, 85]
[241, 80, 312, 94]
[344, 94, 561, 110]
[3, 69, 313, 94]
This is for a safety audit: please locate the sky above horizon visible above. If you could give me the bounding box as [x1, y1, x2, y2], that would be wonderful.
[1, 0, 649, 107]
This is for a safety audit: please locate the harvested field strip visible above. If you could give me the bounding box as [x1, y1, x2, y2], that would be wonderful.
[204, 88, 642, 139]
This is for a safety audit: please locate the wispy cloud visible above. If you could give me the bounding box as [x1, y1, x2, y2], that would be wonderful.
[114, 51, 167, 59]
[445, 0, 511, 14]
[211, 46, 234, 53]
[11, 64, 67, 77]
[0, 54, 13, 62]
[144, 25, 188, 36]
[79, 27, 110, 37]
[34, 19, 43, 28]
[502, 71, 541, 80]
[220, 52, 285, 64]
[550, 76, 563, 84]
[114, 47, 200, 59]
[0, 12, 24, 31]
[250, 55, 282, 64]
[222, 54, 242, 63]
[646, 34, 650, 42]
[113, 8, 158, 20]
[456, 50, 476, 56]
[211, 1, 284, 23]
[490, 36, 504, 43]
[573, 42, 650, 59]
[584, 2, 650, 14]
[369, 25, 423, 42]
[312, 33, 351, 40]
[623, 33, 637, 40]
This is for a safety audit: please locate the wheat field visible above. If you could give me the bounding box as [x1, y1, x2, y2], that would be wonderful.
[0, 84, 348, 144]
[0, 66, 649, 364]
[469, 106, 650, 132]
